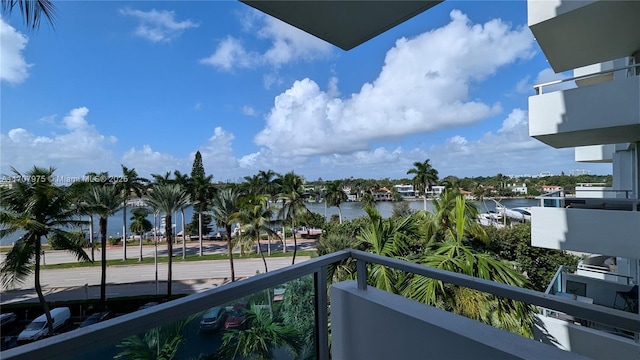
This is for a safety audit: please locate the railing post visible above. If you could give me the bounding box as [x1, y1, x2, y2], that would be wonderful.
[357, 258, 368, 290]
[315, 266, 329, 360]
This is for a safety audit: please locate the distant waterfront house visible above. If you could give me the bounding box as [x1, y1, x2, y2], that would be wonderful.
[508, 183, 528, 195]
[393, 184, 415, 199]
[373, 187, 392, 201]
[541, 185, 563, 193]
[427, 185, 446, 198]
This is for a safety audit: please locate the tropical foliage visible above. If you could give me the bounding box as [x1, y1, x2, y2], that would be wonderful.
[0, 166, 90, 331]
[216, 306, 303, 360]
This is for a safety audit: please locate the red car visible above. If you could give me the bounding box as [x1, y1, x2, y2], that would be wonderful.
[224, 303, 248, 330]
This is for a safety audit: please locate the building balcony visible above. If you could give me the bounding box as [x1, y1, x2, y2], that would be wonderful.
[535, 265, 639, 358]
[529, 68, 640, 149]
[527, 0, 640, 72]
[2, 251, 639, 360]
[531, 194, 640, 257]
[575, 145, 614, 163]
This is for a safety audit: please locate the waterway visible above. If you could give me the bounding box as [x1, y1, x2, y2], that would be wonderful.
[0, 198, 538, 246]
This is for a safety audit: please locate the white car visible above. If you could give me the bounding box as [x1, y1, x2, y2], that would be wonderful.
[18, 307, 70, 343]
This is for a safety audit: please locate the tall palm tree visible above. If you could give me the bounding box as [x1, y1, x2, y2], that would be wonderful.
[236, 194, 278, 273]
[129, 207, 153, 261]
[173, 170, 190, 260]
[84, 184, 122, 309]
[190, 173, 214, 256]
[217, 306, 303, 360]
[1, 0, 56, 29]
[116, 165, 147, 261]
[210, 187, 240, 282]
[258, 170, 281, 255]
[0, 166, 90, 333]
[146, 184, 190, 296]
[279, 172, 308, 265]
[324, 180, 348, 223]
[407, 159, 439, 211]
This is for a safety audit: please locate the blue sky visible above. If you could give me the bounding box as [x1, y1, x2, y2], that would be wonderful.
[0, 1, 611, 183]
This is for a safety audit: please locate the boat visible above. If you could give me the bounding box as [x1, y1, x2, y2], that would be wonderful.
[494, 204, 531, 222]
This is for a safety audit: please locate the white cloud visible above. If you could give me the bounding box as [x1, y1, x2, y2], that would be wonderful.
[120, 8, 198, 43]
[312, 108, 602, 179]
[0, 107, 118, 176]
[0, 17, 31, 84]
[242, 105, 257, 116]
[199, 36, 257, 70]
[196, 127, 240, 171]
[255, 10, 534, 158]
[122, 145, 181, 176]
[200, 10, 333, 71]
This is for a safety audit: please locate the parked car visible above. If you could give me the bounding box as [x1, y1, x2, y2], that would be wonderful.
[0, 313, 18, 333]
[79, 311, 114, 328]
[224, 303, 248, 330]
[199, 307, 227, 331]
[17, 307, 71, 343]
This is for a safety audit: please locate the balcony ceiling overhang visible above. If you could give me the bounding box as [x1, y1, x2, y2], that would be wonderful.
[241, 1, 443, 51]
[528, 1, 640, 73]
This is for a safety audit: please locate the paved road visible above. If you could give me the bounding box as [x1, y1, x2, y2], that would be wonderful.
[0, 256, 311, 304]
[2, 238, 315, 265]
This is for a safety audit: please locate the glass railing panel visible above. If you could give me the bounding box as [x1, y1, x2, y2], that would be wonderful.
[1, 275, 320, 360]
[61, 275, 319, 360]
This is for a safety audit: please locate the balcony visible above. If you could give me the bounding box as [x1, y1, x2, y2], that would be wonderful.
[2, 250, 639, 360]
[529, 66, 640, 149]
[575, 145, 614, 163]
[531, 193, 640, 257]
[527, 0, 640, 72]
[535, 265, 639, 358]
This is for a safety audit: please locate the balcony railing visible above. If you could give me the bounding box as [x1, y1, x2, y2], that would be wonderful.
[2, 250, 640, 360]
[534, 63, 640, 95]
[536, 191, 639, 210]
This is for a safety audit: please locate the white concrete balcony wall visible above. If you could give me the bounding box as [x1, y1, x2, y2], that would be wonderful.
[529, 75, 640, 148]
[575, 145, 614, 163]
[527, 0, 640, 72]
[531, 207, 640, 258]
[330, 281, 584, 360]
[535, 315, 639, 359]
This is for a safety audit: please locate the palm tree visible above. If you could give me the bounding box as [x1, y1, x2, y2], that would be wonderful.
[83, 184, 122, 309]
[357, 207, 417, 293]
[173, 170, 190, 260]
[116, 165, 147, 261]
[258, 169, 281, 255]
[217, 306, 303, 360]
[1, 0, 56, 29]
[421, 189, 486, 245]
[129, 207, 153, 261]
[407, 159, 439, 211]
[279, 172, 308, 265]
[404, 195, 534, 336]
[190, 173, 215, 256]
[145, 184, 190, 296]
[115, 315, 196, 360]
[324, 180, 348, 223]
[210, 187, 240, 282]
[0, 166, 90, 333]
[236, 194, 278, 273]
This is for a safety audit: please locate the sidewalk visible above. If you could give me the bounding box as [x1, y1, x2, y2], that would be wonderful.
[0, 256, 311, 304]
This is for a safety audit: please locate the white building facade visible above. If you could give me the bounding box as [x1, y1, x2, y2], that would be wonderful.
[528, 1, 640, 358]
